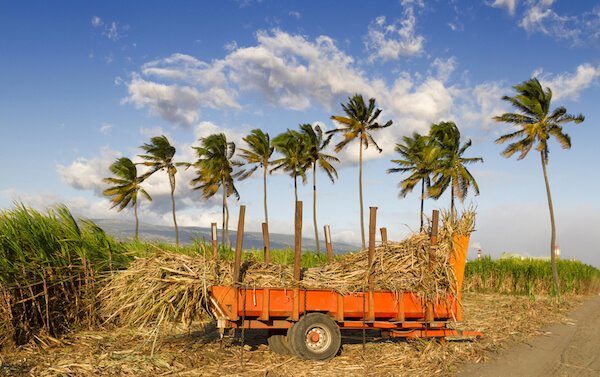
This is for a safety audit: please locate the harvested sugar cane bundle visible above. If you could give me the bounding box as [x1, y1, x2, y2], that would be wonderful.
[100, 210, 475, 329]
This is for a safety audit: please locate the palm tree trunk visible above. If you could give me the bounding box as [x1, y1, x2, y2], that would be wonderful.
[263, 165, 268, 224]
[541, 152, 560, 295]
[359, 140, 366, 249]
[313, 163, 320, 253]
[134, 200, 139, 241]
[223, 180, 230, 248]
[222, 180, 226, 248]
[451, 181, 455, 218]
[420, 178, 425, 232]
[170, 173, 179, 248]
[294, 175, 298, 203]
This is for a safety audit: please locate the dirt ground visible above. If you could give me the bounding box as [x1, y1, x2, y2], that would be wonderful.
[459, 294, 600, 377]
[0, 293, 592, 377]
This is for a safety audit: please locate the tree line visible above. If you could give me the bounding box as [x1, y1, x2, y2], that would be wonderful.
[103, 78, 585, 294]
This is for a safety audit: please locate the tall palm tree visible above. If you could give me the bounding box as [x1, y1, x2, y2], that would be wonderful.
[387, 132, 438, 232]
[329, 94, 392, 249]
[299, 123, 339, 253]
[103, 157, 152, 241]
[493, 77, 585, 294]
[238, 129, 274, 224]
[271, 129, 308, 203]
[191, 133, 242, 248]
[428, 121, 483, 215]
[138, 135, 180, 247]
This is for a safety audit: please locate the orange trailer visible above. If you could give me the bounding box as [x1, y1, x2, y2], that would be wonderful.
[208, 206, 482, 360]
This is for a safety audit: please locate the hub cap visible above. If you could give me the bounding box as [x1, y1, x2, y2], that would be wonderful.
[305, 325, 331, 353]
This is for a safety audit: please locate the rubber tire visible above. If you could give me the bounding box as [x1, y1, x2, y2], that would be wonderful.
[267, 331, 291, 355]
[287, 313, 341, 361]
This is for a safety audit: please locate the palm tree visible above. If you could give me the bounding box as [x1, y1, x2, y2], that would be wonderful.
[138, 135, 180, 247]
[329, 94, 392, 249]
[387, 133, 438, 232]
[493, 77, 585, 294]
[271, 129, 308, 203]
[238, 129, 274, 224]
[299, 124, 339, 253]
[428, 121, 483, 215]
[191, 133, 242, 248]
[103, 157, 152, 241]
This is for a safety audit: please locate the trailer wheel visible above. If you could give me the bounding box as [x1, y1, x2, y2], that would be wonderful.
[267, 330, 291, 355]
[287, 313, 341, 360]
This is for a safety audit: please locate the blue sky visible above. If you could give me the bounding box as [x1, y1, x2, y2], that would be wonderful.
[1, 0, 599, 265]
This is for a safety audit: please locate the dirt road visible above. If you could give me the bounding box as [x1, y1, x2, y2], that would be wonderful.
[459, 295, 600, 377]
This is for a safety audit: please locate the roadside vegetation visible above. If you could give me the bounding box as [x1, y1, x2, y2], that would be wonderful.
[465, 256, 600, 295]
[0, 205, 130, 347]
[1, 204, 599, 351]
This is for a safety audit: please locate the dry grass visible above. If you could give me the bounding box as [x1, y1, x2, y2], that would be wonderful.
[0, 293, 585, 377]
[100, 211, 475, 331]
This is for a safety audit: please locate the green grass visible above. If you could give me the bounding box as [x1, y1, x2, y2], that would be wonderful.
[0, 204, 130, 346]
[464, 256, 600, 295]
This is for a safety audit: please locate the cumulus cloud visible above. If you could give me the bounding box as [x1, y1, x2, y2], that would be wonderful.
[489, 0, 518, 16]
[364, 4, 425, 63]
[456, 81, 509, 130]
[57, 121, 249, 223]
[124, 75, 207, 126]
[56, 147, 121, 194]
[534, 63, 600, 101]
[124, 29, 450, 146]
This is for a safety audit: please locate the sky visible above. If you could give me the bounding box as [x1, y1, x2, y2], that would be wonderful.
[1, 0, 599, 266]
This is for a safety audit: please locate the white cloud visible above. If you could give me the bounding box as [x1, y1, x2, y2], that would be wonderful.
[56, 147, 121, 194]
[104, 21, 120, 41]
[431, 57, 457, 82]
[364, 5, 425, 63]
[518, 0, 581, 43]
[489, 0, 518, 16]
[57, 121, 248, 221]
[91, 16, 103, 28]
[288, 11, 301, 19]
[124, 31, 600, 166]
[456, 81, 509, 130]
[99, 123, 113, 135]
[534, 64, 600, 101]
[123, 74, 206, 126]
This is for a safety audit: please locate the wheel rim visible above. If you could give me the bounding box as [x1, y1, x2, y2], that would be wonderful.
[304, 324, 332, 353]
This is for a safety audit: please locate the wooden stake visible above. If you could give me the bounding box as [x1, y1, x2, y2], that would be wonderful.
[425, 209, 439, 322]
[262, 222, 270, 263]
[211, 222, 218, 259]
[368, 207, 377, 321]
[293, 201, 302, 281]
[380, 227, 388, 244]
[233, 205, 246, 283]
[324, 225, 333, 262]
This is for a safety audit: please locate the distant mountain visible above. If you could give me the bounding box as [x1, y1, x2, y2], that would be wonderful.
[92, 219, 360, 253]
